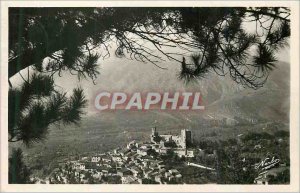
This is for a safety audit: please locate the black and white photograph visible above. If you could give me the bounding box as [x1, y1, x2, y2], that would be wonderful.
[0, 1, 299, 192]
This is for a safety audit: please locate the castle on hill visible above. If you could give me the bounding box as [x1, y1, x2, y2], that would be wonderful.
[150, 127, 192, 149]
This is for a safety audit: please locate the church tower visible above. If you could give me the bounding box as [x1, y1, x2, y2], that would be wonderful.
[151, 126, 159, 143]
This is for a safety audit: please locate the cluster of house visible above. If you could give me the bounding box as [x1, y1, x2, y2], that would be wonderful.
[48, 128, 195, 184]
[68, 143, 182, 184]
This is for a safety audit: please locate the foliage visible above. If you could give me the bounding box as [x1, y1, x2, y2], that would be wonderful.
[268, 169, 290, 184]
[164, 141, 178, 148]
[102, 176, 121, 184]
[9, 148, 33, 184]
[193, 129, 290, 184]
[274, 130, 289, 138]
[8, 73, 87, 145]
[242, 132, 273, 142]
[215, 146, 257, 184]
[9, 7, 290, 89]
[142, 178, 159, 184]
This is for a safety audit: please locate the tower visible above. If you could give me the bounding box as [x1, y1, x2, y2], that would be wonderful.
[151, 126, 159, 143]
[181, 129, 192, 149]
[152, 127, 157, 136]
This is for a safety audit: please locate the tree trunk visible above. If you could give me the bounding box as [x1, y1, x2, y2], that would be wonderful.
[9, 48, 48, 78]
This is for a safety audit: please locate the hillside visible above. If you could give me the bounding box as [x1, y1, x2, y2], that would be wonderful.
[9, 59, 290, 178]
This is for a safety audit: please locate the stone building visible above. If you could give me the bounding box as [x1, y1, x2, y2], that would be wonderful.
[150, 127, 192, 149]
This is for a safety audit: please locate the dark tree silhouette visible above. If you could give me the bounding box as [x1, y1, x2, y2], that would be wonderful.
[8, 73, 87, 182]
[9, 148, 32, 184]
[8, 73, 87, 145]
[9, 7, 290, 89]
[215, 144, 257, 184]
[268, 169, 290, 184]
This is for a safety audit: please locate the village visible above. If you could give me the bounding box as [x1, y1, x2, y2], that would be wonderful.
[41, 128, 207, 184]
[32, 126, 289, 185]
